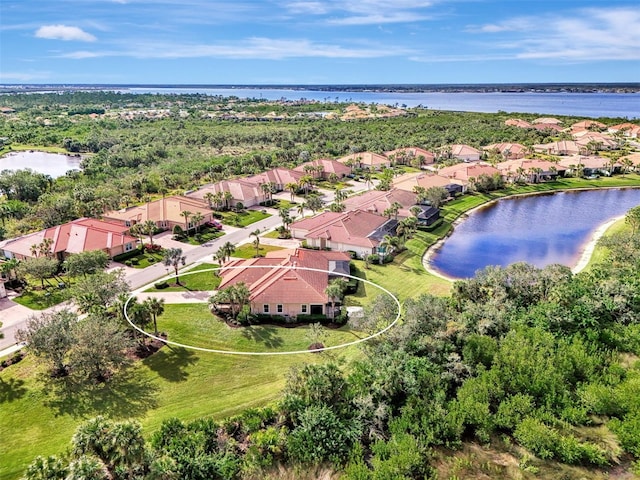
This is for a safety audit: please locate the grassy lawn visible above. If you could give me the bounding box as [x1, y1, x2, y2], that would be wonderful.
[0, 304, 361, 480]
[145, 263, 221, 292]
[12, 286, 70, 310]
[345, 230, 453, 308]
[218, 209, 271, 227]
[232, 243, 286, 259]
[113, 249, 165, 269]
[176, 228, 225, 246]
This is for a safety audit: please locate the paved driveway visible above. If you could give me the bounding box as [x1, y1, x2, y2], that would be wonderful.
[0, 299, 35, 350]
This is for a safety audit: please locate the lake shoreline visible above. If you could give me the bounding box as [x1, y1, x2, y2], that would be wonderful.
[422, 187, 639, 281]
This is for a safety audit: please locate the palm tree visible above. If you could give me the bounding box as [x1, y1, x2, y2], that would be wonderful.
[250, 228, 261, 257]
[285, 182, 298, 202]
[334, 188, 347, 203]
[162, 248, 186, 285]
[222, 241, 236, 261]
[143, 297, 165, 335]
[297, 202, 305, 218]
[141, 220, 157, 246]
[279, 208, 292, 231]
[191, 212, 205, 233]
[325, 278, 345, 319]
[203, 192, 215, 209]
[223, 191, 234, 210]
[214, 248, 227, 267]
[180, 210, 192, 233]
[214, 191, 225, 210]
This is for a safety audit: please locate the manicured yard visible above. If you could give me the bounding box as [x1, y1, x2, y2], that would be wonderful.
[0, 303, 361, 480]
[218, 209, 271, 227]
[145, 263, 221, 292]
[176, 227, 225, 245]
[346, 231, 452, 308]
[12, 287, 70, 310]
[113, 249, 165, 269]
[232, 243, 286, 259]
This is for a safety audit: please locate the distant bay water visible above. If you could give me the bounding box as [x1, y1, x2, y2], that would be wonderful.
[126, 87, 639, 119]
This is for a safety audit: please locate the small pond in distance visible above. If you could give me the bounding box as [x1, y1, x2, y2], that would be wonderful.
[0, 151, 81, 178]
[430, 188, 640, 279]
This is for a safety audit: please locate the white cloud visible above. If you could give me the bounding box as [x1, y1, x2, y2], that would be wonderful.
[472, 7, 640, 62]
[35, 25, 97, 42]
[284, 0, 433, 25]
[58, 37, 412, 60]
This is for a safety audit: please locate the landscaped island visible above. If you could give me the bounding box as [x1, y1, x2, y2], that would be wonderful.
[1, 93, 640, 479]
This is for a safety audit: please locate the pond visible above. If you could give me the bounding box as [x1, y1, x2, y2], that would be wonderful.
[429, 188, 640, 279]
[0, 151, 81, 178]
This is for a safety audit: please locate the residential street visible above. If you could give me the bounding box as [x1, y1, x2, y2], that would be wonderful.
[0, 182, 371, 353]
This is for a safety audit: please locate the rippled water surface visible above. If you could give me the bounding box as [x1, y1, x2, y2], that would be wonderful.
[430, 188, 640, 279]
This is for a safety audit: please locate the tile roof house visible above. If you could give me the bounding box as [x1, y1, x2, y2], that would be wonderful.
[505, 119, 533, 129]
[533, 117, 563, 125]
[574, 132, 618, 151]
[342, 188, 418, 219]
[483, 143, 528, 160]
[218, 248, 352, 318]
[437, 163, 501, 184]
[558, 155, 622, 176]
[443, 144, 481, 162]
[384, 147, 435, 166]
[337, 152, 391, 171]
[0, 218, 138, 261]
[103, 195, 214, 231]
[294, 159, 351, 179]
[244, 167, 305, 191]
[290, 209, 395, 259]
[608, 123, 640, 138]
[188, 179, 262, 208]
[393, 172, 466, 195]
[496, 159, 565, 183]
[571, 120, 606, 132]
[532, 123, 564, 133]
[532, 140, 583, 156]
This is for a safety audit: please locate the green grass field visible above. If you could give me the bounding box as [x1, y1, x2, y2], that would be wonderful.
[145, 263, 221, 292]
[218, 209, 271, 227]
[232, 243, 285, 258]
[0, 303, 361, 480]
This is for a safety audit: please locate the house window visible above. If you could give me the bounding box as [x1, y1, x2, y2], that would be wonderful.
[124, 243, 133, 252]
[301, 304, 308, 314]
[277, 304, 283, 313]
[263, 304, 270, 314]
[125, 220, 131, 227]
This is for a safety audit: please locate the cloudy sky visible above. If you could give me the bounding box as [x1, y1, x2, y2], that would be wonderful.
[1, 0, 638, 84]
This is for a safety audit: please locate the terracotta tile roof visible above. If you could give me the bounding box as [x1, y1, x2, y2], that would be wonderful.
[337, 152, 390, 168]
[497, 159, 562, 175]
[244, 167, 304, 187]
[448, 144, 481, 157]
[437, 163, 500, 182]
[532, 140, 581, 155]
[0, 218, 137, 258]
[505, 119, 532, 128]
[342, 188, 417, 218]
[558, 155, 621, 169]
[218, 248, 351, 305]
[532, 123, 564, 132]
[483, 143, 528, 159]
[394, 173, 464, 192]
[571, 120, 606, 130]
[384, 147, 435, 164]
[533, 117, 562, 125]
[189, 179, 261, 204]
[104, 196, 212, 224]
[294, 159, 351, 177]
[303, 210, 391, 248]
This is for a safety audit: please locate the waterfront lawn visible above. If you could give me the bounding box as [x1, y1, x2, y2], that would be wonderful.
[584, 217, 628, 270]
[145, 263, 221, 292]
[232, 243, 285, 259]
[347, 230, 452, 308]
[0, 303, 360, 480]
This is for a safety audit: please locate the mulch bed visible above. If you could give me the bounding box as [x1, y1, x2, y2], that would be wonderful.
[128, 333, 168, 360]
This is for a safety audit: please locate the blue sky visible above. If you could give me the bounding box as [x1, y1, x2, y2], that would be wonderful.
[1, 0, 639, 84]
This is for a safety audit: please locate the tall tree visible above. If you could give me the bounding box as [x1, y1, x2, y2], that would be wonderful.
[180, 210, 192, 233]
[141, 220, 158, 246]
[143, 297, 165, 335]
[63, 250, 110, 278]
[162, 248, 187, 285]
[16, 309, 77, 377]
[72, 269, 130, 314]
[325, 278, 346, 319]
[17, 256, 58, 289]
[250, 229, 261, 257]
